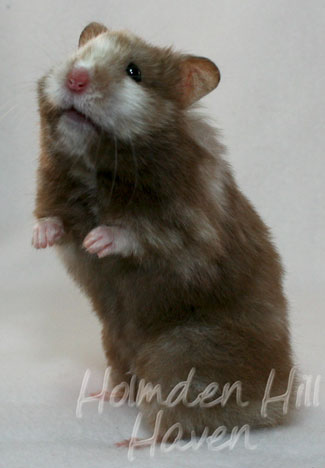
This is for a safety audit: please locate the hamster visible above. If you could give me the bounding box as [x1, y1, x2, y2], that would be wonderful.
[33, 22, 296, 441]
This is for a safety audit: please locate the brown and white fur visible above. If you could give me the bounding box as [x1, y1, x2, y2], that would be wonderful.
[33, 22, 296, 440]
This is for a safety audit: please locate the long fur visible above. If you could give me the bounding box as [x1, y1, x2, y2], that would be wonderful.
[34, 24, 296, 437]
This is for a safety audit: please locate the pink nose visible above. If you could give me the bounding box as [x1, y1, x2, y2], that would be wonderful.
[66, 68, 90, 93]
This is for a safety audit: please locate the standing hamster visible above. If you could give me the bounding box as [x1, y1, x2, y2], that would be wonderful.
[33, 22, 296, 441]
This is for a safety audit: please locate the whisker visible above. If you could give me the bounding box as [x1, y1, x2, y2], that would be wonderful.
[126, 139, 138, 207]
[0, 104, 19, 122]
[94, 128, 104, 167]
[107, 134, 118, 207]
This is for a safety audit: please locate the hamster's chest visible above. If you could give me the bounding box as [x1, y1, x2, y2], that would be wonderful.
[66, 162, 130, 234]
[67, 165, 99, 221]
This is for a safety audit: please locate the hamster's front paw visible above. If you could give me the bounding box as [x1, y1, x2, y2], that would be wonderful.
[32, 217, 64, 249]
[82, 225, 126, 258]
[82, 226, 115, 258]
[83, 225, 140, 258]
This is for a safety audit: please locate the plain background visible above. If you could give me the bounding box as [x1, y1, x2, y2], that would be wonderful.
[0, 0, 324, 467]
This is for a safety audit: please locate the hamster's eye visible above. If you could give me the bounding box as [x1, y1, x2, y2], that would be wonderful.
[126, 63, 142, 83]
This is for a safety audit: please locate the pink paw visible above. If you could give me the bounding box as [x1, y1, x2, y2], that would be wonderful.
[82, 225, 116, 258]
[32, 217, 64, 249]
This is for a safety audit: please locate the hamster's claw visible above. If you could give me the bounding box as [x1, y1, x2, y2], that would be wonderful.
[32, 217, 64, 249]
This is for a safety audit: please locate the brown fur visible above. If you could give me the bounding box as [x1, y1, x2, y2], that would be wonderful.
[78, 22, 108, 47]
[34, 25, 296, 438]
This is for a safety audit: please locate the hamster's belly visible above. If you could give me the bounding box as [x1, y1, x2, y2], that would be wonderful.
[56, 239, 145, 373]
[55, 240, 116, 305]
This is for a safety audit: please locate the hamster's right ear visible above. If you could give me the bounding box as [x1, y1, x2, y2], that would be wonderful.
[178, 56, 221, 107]
[78, 22, 108, 47]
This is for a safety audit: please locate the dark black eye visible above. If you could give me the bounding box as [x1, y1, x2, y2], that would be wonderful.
[126, 63, 142, 82]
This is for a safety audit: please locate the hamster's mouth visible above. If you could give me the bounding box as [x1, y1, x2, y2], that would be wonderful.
[62, 107, 99, 132]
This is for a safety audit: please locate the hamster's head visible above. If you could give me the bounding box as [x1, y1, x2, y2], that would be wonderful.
[38, 22, 220, 156]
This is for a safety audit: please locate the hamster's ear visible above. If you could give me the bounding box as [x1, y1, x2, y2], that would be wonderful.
[78, 22, 108, 47]
[178, 56, 220, 107]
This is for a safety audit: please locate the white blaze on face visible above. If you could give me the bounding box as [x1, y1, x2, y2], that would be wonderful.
[77, 33, 124, 69]
[44, 32, 155, 148]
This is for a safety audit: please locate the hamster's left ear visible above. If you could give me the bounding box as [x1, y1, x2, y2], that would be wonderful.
[178, 56, 220, 107]
[78, 22, 108, 47]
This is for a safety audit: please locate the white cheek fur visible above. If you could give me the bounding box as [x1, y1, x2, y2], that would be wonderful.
[102, 78, 153, 139]
[45, 62, 73, 109]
